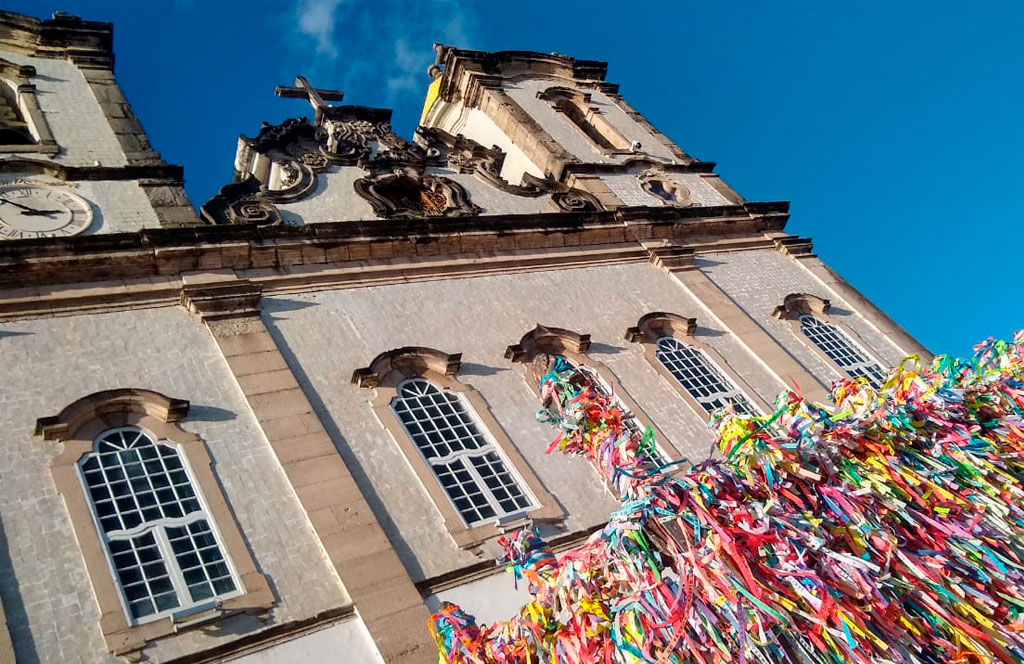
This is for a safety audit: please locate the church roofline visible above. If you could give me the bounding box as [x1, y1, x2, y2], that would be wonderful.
[429, 44, 617, 108]
[432, 45, 609, 81]
[0, 10, 114, 69]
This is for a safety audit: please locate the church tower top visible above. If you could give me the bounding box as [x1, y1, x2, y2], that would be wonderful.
[419, 44, 699, 193]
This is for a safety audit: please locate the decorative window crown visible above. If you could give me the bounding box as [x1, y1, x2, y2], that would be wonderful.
[772, 293, 831, 320]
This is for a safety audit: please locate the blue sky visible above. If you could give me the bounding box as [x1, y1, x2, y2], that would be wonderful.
[9, 1, 1023, 358]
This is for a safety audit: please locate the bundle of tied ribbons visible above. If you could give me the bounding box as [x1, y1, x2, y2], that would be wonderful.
[430, 332, 1024, 664]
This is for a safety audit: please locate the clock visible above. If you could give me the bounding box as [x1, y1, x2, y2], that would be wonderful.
[0, 183, 94, 239]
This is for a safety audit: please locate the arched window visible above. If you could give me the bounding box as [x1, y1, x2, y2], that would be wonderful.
[507, 324, 684, 462]
[626, 313, 773, 425]
[654, 337, 759, 415]
[0, 82, 33, 145]
[773, 294, 888, 389]
[353, 347, 562, 547]
[537, 87, 631, 154]
[534, 353, 647, 436]
[80, 426, 238, 622]
[798, 315, 886, 387]
[0, 60, 58, 153]
[392, 378, 534, 525]
[37, 389, 272, 659]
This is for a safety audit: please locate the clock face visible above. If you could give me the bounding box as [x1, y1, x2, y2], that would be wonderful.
[0, 184, 94, 240]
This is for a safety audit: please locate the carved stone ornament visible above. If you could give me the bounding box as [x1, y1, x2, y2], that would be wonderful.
[415, 127, 604, 209]
[639, 169, 693, 206]
[201, 178, 282, 226]
[351, 347, 462, 388]
[772, 293, 831, 320]
[206, 105, 603, 224]
[353, 167, 480, 219]
[550, 189, 602, 213]
[504, 324, 592, 364]
[624, 312, 697, 344]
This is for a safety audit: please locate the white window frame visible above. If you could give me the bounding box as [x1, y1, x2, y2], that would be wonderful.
[77, 426, 243, 625]
[654, 336, 762, 416]
[798, 314, 886, 387]
[390, 378, 537, 527]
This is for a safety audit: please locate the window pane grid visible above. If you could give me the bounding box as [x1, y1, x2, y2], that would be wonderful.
[80, 427, 238, 623]
[109, 532, 179, 620]
[392, 379, 535, 526]
[82, 431, 201, 535]
[166, 520, 236, 603]
[655, 337, 760, 416]
[798, 315, 886, 387]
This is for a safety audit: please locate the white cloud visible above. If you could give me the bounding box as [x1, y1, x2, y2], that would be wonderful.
[284, 0, 479, 132]
[296, 0, 345, 57]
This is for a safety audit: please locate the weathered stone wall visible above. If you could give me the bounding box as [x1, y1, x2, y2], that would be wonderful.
[0, 307, 349, 663]
[262, 260, 787, 581]
[228, 616, 383, 664]
[502, 79, 677, 163]
[698, 249, 912, 385]
[1, 52, 126, 168]
[602, 172, 730, 208]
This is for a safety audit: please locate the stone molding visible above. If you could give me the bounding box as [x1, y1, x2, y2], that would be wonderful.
[353, 346, 566, 548]
[351, 346, 461, 387]
[36, 388, 275, 662]
[773, 235, 815, 257]
[181, 280, 262, 326]
[772, 292, 831, 320]
[35, 388, 189, 439]
[0, 157, 185, 182]
[0, 207, 790, 295]
[624, 311, 697, 343]
[0, 10, 114, 68]
[504, 323, 591, 363]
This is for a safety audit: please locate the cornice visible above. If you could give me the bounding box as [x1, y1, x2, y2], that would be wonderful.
[0, 157, 184, 182]
[433, 45, 608, 90]
[0, 11, 114, 69]
[0, 228, 807, 321]
[0, 206, 794, 321]
[563, 158, 717, 176]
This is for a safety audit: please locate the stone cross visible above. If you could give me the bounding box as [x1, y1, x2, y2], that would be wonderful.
[275, 76, 344, 124]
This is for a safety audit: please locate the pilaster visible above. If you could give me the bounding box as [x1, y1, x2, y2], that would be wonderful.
[648, 244, 831, 404]
[180, 274, 436, 664]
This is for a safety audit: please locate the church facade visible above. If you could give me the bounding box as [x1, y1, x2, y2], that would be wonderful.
[0, 10, 929, 664]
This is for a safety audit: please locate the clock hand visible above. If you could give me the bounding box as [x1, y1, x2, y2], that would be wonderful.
[0, 197, 38, 213]
[0, 198, 58, 217]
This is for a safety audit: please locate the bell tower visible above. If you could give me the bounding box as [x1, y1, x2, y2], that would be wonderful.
[420, 46, 745, 211]
[0, 10, 197, 240]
